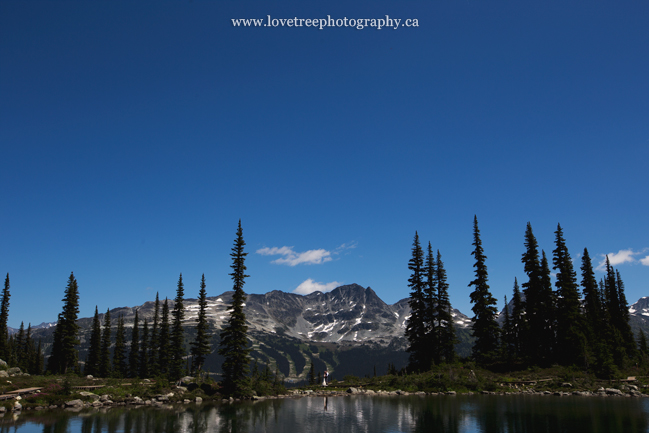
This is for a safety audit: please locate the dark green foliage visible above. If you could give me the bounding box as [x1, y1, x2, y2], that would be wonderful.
[552, 224, 586, 366]
[615, 270, 637, 360]
[129, 309, 139, 378]
[510, 278, 526, 360]
[84, 306, 102, 376]
[260, 344, 290, 377]
[0, 274, 10, 360]
[48, 272, 81, 374]
[139, 318, 149, 378]
[191, 274, 211, 374]
[149, 293, 160, 376]
[219, 220, 252, 397]
[638, 330, 648, 357]
[520, 224, 555, 365]
[405, 232, 428, 372]
[308, 361, 315, 385]
[113, 315, 127, 378]
[423, 242, 438, 367]
[15, 322, 25, 369]
[501, 295, 514, 363]
[169, 273, 186, 381]
[468, 216, 500, 364]
[99, 308, 112, 378]
[435, 250, 456, 364]
[580, 250, 614, 375]
[158, 299, 171, 377]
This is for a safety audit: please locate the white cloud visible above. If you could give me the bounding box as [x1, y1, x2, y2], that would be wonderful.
[256, 246, 332, 266]
[596, 248, 648, 271]
[293, 279, 341, 295]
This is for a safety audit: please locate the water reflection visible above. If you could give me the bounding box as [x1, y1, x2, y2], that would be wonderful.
[0, 395, 647, 433]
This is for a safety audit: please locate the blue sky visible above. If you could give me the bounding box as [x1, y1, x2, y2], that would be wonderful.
[1, 1, 648, 329]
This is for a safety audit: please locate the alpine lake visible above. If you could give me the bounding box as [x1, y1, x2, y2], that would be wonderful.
[0, 393, 648, 433]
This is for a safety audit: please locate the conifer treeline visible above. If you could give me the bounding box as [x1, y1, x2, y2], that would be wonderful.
[406, 217, 642, 377]
[0, 223, 245, 394]
[79, 273, 211, 380]
[405, 233, 456, 372]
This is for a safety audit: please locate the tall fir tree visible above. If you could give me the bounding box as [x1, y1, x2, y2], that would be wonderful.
[84, 306, 102, 376]
[580, 248, 614, 373]
[15, 322, 25, 370]
[191, 274, 211, 374]
[615, 270, 637, 361]
[113, 315, 127, 378]
[468, 216, 500, 364]
[169, 274, 186, 381]
[218, 220, 252, 396]
[552, 224, 586, 366]
[520, 224, 555, 365]
[0, 274, 10, 361]
[149, 293, 160, 376]
[638, 331, 648, 357]
[435, 250, 455, 364]
[48, 272, 81, 374]
[139, 318, 149, 378]
[423, 242, 438, 367]
[510, 277, 526, 360]
[404, 232, 428, 372]
[580, 249, 602, 339]
[501, 295, 515, 364]
[158, 299, 171, 377]
[129, 309, 140, 378]
[99, 308, 112, 378]
[604, 257, 629, 368]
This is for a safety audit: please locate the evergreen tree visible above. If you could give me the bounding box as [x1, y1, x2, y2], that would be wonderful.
[580, 249, 614, 372]
[501, 295, 515, 364]
[638, 330, 648, 357]
[436, 250, 455, 364]
[520, 224, 554, 365]
[604, 258, 630, 367]
[218, 220, 252, 397]
[15, 322, 25, 370]
[510, 277, 526, 360]
[158, 299, 171, 377]
[0, 274, 10, 360]
[33, 340, 44, 375]
[113, 315, 127, 378]
[99, 308, 112, 378]
[170, 274, 186, 381]
[85, 306, 102, 377]
[405, 232, 428, 372]
[580, 249, 602, 338]
[615, 270, 637, 360]
[308, 361, 315, 385]
[129, 310, 140, 378]
[552, 224, 586, 366]
[48, 272, 81, 374]
[468, 216, 500, 364]
[149, 293, 160, 376]
[191, 274, 211, 374]
[423, 242, 437, 367]
[139, 318, 149, 378]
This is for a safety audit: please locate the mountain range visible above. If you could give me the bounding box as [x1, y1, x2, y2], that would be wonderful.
[23, 284, 648, 381]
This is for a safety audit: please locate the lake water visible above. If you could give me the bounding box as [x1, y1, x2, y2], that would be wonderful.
[1, 394, 648, 433]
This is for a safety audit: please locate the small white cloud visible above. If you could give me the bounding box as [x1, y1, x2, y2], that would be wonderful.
[596, 248, 648, 271]
[293, 279, 341, 295]
[256, 246, 332, 266]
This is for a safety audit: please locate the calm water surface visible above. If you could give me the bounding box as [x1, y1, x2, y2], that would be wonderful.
[1, 395, 648, 433]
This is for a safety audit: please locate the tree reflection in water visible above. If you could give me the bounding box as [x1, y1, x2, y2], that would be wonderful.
[0, 395, 645, 433]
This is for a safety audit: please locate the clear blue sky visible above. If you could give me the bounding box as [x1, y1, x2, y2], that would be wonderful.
[1, 1, 647, 328]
